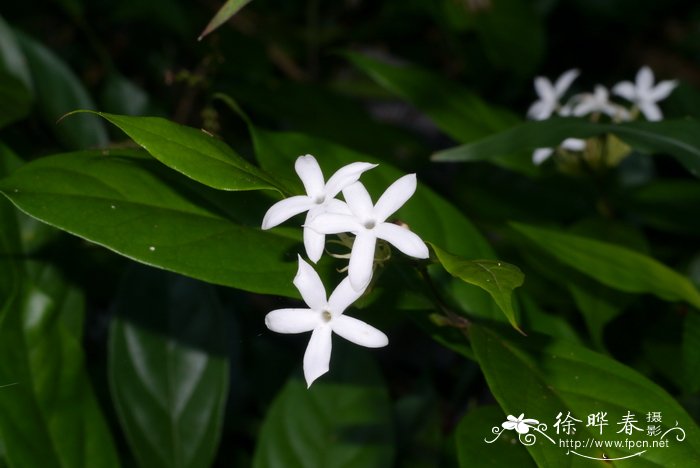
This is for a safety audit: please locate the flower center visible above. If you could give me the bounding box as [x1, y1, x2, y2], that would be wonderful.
[364, 220, 376, 230]
[314, 194, 326, 204]
[321, 310, 332, 322]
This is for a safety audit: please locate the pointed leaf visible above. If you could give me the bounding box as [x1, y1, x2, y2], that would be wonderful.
[199, 0, 253, 40]
[430, 243, 524, 331]
[512, 222, 700, 309]
[110, 266, 229, 468]
[0, 149, 299, 297]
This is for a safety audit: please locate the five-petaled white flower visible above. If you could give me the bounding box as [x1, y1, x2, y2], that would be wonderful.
[612, 66, 678, 121]
[262, 155, 376, 262]
[571, 85, 629, 120]
[265, 256, 388, 387]
[502, 414, 540, 434]
[532, 138, 587, 165]
[306, 174, 429, 291]
[527, 69, 580, 120]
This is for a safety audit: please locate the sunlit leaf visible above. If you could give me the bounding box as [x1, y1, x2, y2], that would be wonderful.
[110, 266, 229, 468]
[199, 0, 253, 40]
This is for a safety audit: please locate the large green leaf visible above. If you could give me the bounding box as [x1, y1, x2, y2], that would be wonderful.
[471, 324, 700, 466]
[199, 0, 253, 40]
[0, 149, 300, 297]
[80, 112, 282, 192]
[253, 346, 394, 468]
[430, 243, 524, 331]
[512, 222, 700, 309]
[433, 118, 700, 178]
[248, 126, 503, 321]
[110, 266, 229, 468]
[15, 31, 107, 149]
[0, 260, 121, 468]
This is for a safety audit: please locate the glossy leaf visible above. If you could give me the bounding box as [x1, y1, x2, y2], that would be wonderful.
[110, 266, 229, 468]
[471, 324, 700, 465]
[0, 70, 32, 128]
[199, 0, 253, 40]
[455, 405, 535, 468]
[15, 31, 107, 149]
[253, 346, 394, 468]
[512, 222, 700, 309]
[0, 149, 300, 297]
[430, 243, 524, 331]
[0, 260, 120, 468]
[248, 126, 504, 321]
[432, 118, 700, 178]
[79, 111, 281, 192]
[0, 15, 32, 90]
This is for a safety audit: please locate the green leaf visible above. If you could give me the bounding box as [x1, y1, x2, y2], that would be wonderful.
[0, 263, 121, 468]
[455, 405, 535, 468]
[430, 243, 524, 331]
[79, 111, 281, 192]
[248, 126, 504, 321]
[683, 312, 700, 393]
[15, 31, 107, 149]
[0, 14, 32, 90]
[110, 266, 229, 468]
[512, 222, 700, 309]
[346, 53, 518, 143]
[432, 118, 700, 179]
[0, 149, 300, 297]
[199, 0, 253, 40]
[471, 324, 700, 465]
[253, 346, 394, 468]
[0, 70, 32, 128]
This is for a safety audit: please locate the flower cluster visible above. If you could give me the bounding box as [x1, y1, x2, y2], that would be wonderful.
[261, 155, 429, 387]
[528, 67, 678, 165]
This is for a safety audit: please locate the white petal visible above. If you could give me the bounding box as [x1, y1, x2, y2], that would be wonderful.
[332, 315, 388, 348]
[303, 325, 333, 388]
[649, 80, 678, 102]
[554, 68, 579, 97]
[261, 196, 314, 229]
[295, 154, 325, 198]
[373, 174, 416, 222]
[636, 66, 654, 93]
[532, 148, 554, 165]
[374, 222, 428, 259]
[342, 182, 374, 219]
[572, 99, 595, 117]
[324, 162, 378, 198]
[293, 255, 327, 311]
[534, 77, 555, 101]
[612, 81, 636, 101]
[303, 226, 326, 263]
[640, 101, 663, 121]
[502, 421, 517, 430]
[348, 232, 376, 291]
[265, 308, 319, 333]
[516, 422, 531, 434]
[594, 85, 609, 101]
[327, 277, 364, 315]
[305, 213, 362, 235]
[561, 138, 586, 151]
[323, 198, 353, 215]
[527, 100, 551, 120]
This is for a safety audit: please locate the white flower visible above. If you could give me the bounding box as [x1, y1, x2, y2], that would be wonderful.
[265, 256, 388, 387]
[571, 85, 629, 119]
[527, 69, 579, 120]
[612, 66, 678, 121]
[502, 414, 540, 434]
[306, 174, 429, 291]
[262, 155, 376, 262]
[532, 138, 586, 165]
